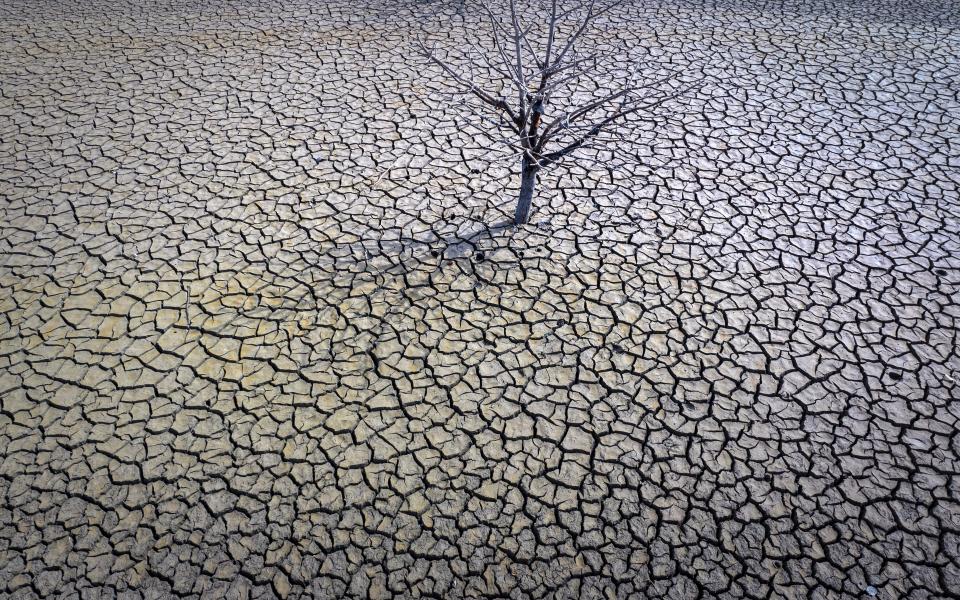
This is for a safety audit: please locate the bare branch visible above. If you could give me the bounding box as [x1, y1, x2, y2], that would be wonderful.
[540, 84, 696, 167]
[419, 41, 522, 131]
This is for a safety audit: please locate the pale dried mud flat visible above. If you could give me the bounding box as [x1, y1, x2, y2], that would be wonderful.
[1, 0, 959, 598]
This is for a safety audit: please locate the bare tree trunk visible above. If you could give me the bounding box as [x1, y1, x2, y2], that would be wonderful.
[420, 1, 689, 227]
[515, 157, 538, 225]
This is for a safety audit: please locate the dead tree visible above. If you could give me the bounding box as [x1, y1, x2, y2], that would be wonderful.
[419, 0, 688, 225]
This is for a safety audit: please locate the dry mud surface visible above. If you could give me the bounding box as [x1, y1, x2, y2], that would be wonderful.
[1, 0, 960, 598]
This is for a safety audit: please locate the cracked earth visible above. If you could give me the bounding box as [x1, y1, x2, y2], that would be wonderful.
[1, 0, 960, 598]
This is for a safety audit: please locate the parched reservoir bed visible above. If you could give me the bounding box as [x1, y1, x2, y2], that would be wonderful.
[1, 0, 959, 598]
